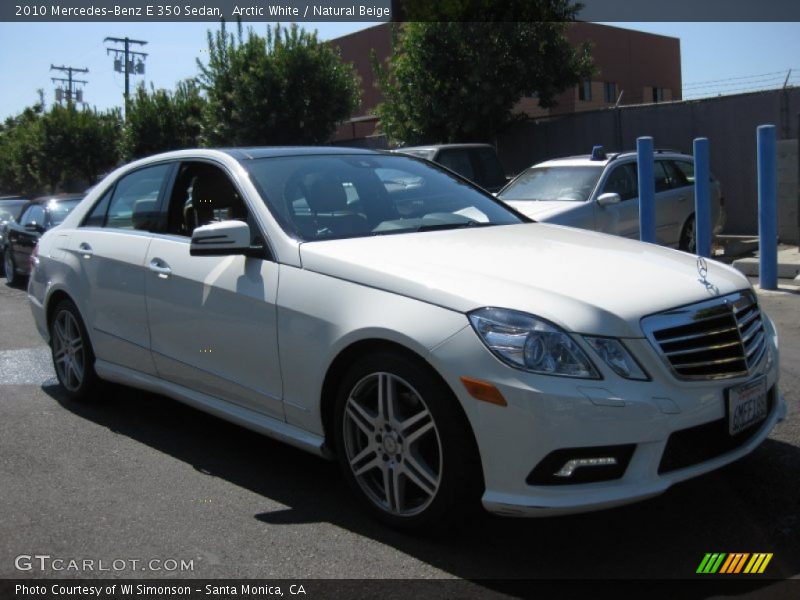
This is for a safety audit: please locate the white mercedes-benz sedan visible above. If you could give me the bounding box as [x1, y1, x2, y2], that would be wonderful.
[28, 147, 785, 529]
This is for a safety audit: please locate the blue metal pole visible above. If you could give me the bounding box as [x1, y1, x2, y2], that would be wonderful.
[757, 124, 777, 290]
[637, 137, 655, 243]
[693, 138, 711, 257]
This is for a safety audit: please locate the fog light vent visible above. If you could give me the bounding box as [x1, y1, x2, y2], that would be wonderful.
[526, 444, 636, 485]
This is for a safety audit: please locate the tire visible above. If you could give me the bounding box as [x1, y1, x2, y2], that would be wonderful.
[679, 214, 696, 253]
[333, 351, 482, 530]
[4, 248, 17, 286]
[49, 298, 102, 402]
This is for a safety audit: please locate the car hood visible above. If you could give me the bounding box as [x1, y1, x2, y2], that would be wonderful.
[299, 223, 749, 338]
[503, 199, 581, 221]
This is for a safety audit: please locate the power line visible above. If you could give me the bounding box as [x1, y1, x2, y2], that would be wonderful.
[683, 80, 800, 100]
[104, 36, 148, 116]
[685, 74, 787, 93]
[683, 69, 799, 89]
[50, 64, 89, 107]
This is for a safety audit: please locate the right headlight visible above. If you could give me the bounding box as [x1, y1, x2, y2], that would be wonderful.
[583, 337, 649, 381]
[468, 307, 600, 379]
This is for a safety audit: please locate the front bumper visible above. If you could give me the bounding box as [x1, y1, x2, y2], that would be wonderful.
[428, 318, 783, 517]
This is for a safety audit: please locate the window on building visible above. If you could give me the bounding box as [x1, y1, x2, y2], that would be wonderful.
[603, 82, 618, 103]
[652, 87, 666, 103]
[578, 80, 592, 101]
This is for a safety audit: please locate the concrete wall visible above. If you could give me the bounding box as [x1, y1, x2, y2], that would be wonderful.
[496, 88, 800, 238]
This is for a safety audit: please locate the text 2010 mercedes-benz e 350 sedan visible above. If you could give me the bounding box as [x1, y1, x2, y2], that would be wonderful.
[28, 147, 785, 529]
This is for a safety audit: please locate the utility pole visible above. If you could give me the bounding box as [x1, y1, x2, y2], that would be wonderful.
[104, 36, 148, 117]
[50, 64, 89, 107]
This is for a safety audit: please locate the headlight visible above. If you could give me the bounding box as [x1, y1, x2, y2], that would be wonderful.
[584, 337, 649, 381]
[468, 308, 600, 379]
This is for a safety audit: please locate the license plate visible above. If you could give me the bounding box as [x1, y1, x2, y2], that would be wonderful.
[727, 376, 768, 436]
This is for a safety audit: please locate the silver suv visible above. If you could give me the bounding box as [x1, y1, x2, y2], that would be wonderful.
[496, 149, 725, 252]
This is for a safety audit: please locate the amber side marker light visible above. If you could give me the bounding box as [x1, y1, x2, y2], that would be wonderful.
[460, 376, 507, 407]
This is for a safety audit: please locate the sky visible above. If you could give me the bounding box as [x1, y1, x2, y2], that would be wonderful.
[0, 21, 799, 121]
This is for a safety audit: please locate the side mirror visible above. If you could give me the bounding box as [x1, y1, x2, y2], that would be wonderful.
[597, 192, 621, 207]
[190, 220, 256, 257]
[25, 222, 44, 233]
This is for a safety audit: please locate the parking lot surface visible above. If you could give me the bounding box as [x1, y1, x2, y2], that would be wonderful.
[0, 276, 798, 586]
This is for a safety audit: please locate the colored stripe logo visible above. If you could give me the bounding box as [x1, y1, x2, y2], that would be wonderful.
[697, 553, 773, 574]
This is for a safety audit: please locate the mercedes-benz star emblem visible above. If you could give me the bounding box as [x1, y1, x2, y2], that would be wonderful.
[697, 256, 708, 280]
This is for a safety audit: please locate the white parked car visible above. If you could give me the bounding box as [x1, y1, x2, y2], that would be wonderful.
[28, 148, 784, 529]
[496, 149, 725, 252]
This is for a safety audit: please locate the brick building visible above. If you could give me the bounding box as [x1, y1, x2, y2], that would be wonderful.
[329, 22, 681, 142]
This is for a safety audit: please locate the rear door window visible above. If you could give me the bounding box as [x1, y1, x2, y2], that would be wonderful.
[672, 160, 695, 186]
[105, 164, 171, 231]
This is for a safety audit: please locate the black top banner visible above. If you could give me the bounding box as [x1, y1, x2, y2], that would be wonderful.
[2, 0, 800, 22]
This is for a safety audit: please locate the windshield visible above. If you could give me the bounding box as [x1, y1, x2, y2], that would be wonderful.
[498, 166, 603, 202]
[47, 199, 80, 226]
[244, 154, 524, 242]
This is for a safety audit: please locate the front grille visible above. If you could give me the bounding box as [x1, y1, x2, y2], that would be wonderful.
[642, 291, 767, 380]
[658, 387, 774, 474]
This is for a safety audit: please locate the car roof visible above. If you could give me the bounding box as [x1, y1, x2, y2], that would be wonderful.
[395, 143, 495, 153]
[534, 149, 691, 169]
[219, 146, 378, 160]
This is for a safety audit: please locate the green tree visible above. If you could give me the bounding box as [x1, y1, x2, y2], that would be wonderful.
[0, 104, 121, 195]
[375, 17, 594, 145]
[0, 105, 46, 195]
[197, 21, 361, 146]
[40, 105, 122, 190]
[121, 80, 206, 160]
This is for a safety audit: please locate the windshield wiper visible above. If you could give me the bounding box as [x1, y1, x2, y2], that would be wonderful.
[416, 220, 492, 232]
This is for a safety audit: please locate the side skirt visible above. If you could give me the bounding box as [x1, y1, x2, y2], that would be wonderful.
[94, 360, 331, 459]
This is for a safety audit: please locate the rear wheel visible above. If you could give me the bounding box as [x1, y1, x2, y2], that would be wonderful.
[4, 249, 17, 286]
[50, 299, 101, 402]
[679, 214, 696, 253]
[334, 351, 482, 530]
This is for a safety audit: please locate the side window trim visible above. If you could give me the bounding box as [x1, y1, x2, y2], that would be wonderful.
[80, 186, 116, 228]
[152, 162, 179, 234]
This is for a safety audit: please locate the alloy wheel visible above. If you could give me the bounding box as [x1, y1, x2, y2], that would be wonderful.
[52, 309, 85, 392]
[342, 372, 443, 517]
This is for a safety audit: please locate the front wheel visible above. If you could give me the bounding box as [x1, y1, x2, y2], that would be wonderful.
[50, 299, 101, 402]
[679, 214, 696, 253]
[334, 351, 482, 530]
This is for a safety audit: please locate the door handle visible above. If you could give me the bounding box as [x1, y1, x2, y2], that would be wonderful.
[78, 242, 93, 258]
[148, 258, 172, 277]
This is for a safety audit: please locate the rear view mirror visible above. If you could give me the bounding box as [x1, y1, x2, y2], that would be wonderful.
[190, 220, 253, 257]
[597, 193, 621, 207]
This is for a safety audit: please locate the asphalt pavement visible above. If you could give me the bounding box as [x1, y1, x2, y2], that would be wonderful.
[0, 275, 798, 588]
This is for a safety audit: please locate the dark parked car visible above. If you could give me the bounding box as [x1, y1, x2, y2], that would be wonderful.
[0, 197, 30, 262]
[393, 143, 509, 193]
[3, 194, 82, 285]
